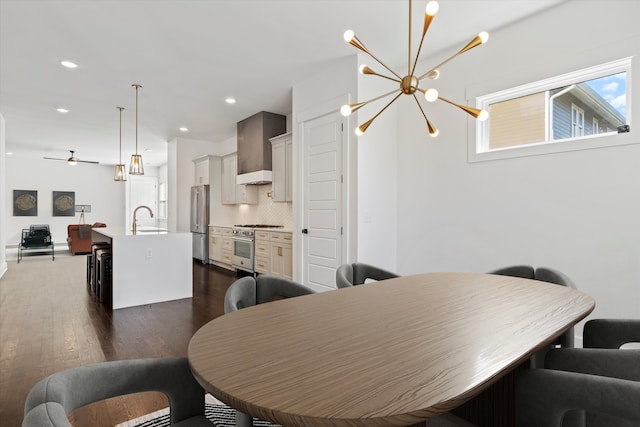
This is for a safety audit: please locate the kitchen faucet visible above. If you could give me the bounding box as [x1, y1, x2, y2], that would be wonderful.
[132, 205, 154, 234]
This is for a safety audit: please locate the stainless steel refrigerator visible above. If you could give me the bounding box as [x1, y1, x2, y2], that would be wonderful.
[191, 185, 210, 263]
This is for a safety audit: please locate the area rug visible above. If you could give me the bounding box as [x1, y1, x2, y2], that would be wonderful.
[115, 394, 281, 427]
[115, 395, 473, 427]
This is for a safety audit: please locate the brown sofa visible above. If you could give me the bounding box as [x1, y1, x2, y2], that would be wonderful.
[67, 223, 106, 255]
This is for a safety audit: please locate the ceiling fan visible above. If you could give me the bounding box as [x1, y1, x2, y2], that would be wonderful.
[43, 150, 99, 165]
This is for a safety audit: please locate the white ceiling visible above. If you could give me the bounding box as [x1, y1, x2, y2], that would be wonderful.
[0, 0, 565, 167]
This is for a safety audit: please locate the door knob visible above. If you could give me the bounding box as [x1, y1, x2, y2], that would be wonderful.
[301, 228, 308, 234]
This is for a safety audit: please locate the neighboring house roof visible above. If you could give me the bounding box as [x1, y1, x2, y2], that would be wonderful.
[564, 82, 625, 126]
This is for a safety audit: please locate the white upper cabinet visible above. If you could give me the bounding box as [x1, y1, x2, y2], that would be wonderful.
[270, 132, 292, 202]
[222, 153, 257, 205]
[193, 155, 221, 187]
[194, 157, 209, 185]
[193, 156, 223, 211]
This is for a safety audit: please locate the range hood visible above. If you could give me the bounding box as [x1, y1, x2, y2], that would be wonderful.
[236, 111, 286, 185]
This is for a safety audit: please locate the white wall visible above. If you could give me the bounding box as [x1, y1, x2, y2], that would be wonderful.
[4, 157, 126, 246]
[167, 137, 236, 233]
[391, 1, 640, 323]
[355, 54, 399, 272]
[157, 163, 168, 229]
[0, 114, 6, 277]
[292, 55, 360, 276]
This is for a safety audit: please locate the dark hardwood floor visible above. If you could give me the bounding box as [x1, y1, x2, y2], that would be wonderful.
[0, 253, 238, 426]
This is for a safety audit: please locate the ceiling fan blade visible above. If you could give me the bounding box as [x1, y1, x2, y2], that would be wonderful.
[43, 156, 100, 164]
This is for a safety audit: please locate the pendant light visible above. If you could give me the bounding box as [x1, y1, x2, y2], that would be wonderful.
[114, 106, 127, 181]
[129, 83, 144, 175]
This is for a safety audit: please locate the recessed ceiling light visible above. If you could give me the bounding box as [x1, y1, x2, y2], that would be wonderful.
[6, 152, 13, 156]
[56, 108, 69, 113]
[60, 60, 78, 69]
[145, 148, 153, 152]
[225, 97, 236, 104]
[179, 127, 189, 132]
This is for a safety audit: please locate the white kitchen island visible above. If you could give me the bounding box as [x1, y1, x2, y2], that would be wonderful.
[92, 227, 192, 309]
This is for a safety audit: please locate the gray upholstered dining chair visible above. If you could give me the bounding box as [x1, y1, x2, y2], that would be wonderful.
[516, 319, 640, 427]
[335, 262, 399, 289]
[487, 264, 535, 279]
[224, 275, 315, 314]
[583, 318, 640, 349]
[223, 275, 315, 427]
[22, 357, 211, 426]
[488, 265, 577, 347]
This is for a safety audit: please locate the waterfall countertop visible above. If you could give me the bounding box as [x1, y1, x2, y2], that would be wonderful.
[91, 227, 192, 309]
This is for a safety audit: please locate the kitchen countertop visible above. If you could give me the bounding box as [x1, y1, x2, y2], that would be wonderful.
[92, 226, 176, 238]
[208, 224, 293, 233]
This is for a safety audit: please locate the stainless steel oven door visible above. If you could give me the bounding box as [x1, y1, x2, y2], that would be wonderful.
[232, 237, 254, 273]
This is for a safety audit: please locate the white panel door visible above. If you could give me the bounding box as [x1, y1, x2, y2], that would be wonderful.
[302, 111, 343, 290]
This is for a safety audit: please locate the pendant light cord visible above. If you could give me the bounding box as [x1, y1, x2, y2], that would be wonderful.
[134, 84, 139, 155]
[118, 106, 124, 163]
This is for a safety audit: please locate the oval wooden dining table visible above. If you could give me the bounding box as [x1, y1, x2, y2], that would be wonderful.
[188, 272, 595, 427]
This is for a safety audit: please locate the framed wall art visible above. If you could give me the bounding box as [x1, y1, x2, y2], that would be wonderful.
[52, 191, 75, 216]
[13, 190, 38, 216]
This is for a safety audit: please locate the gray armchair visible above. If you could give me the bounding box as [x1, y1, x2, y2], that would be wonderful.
[335, 262, 399, 289]
[489, 265, 577, 347]
[487, 264, 535, 279]
[222, 275, 315, 427]
[22, 357, 210, 426]
[516, 319, 640, 427]
[583, 318, 640, 349]
[224, 275, 315, 314]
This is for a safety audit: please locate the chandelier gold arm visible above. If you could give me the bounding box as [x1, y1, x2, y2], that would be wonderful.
[356, 92, 403, 135]
[360, 65, 400, 83]
[410, 1, 439, 78]
[412, 94, 439, 137]
[341, 88, 399, 116]
[345, 32, 402, 80]
[438, 96, 489, 120]
[417, 32, 489, 81]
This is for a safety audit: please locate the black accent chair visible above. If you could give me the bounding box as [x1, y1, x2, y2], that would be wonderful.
[18, 224, 54, 263]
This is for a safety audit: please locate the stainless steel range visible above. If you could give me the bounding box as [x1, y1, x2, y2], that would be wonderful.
[231, 224, 283, 274]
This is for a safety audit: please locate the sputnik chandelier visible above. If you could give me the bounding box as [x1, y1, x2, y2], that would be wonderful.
[341, 0, 489, 136]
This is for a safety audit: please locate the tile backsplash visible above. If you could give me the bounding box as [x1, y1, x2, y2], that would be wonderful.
[230, 185, 292, 227]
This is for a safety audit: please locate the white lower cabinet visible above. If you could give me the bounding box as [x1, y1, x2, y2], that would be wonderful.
[255, 230, 292, 279]
[254, 231, 270, 275]
[209, 226, 234, 271]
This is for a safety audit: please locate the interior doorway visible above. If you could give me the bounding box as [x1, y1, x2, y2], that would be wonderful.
[299, 110, 346, 290]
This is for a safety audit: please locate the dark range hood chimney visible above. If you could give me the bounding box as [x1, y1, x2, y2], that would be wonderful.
[236, 111, 286, 185]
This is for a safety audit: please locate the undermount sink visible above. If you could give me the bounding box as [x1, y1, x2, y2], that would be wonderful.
[134, 226, 168, 233]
